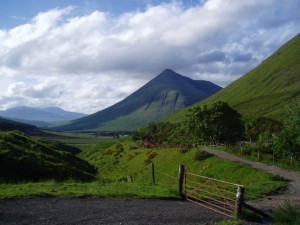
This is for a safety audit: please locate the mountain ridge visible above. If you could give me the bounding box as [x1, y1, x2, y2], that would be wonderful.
[0, 106, 87, 127]
[52, 69, 222, 131]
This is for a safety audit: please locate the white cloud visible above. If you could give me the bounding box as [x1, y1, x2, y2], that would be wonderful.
[0, 0, 299, 113]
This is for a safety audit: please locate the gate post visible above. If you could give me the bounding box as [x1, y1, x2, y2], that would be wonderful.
[235, 186, 245, 218]
[152, 163, 155, 184]
[178, 165, 185, 197]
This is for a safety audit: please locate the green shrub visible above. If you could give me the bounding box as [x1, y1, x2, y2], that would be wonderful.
[241, 145, 258, 155]
[194, 150, 213, 161]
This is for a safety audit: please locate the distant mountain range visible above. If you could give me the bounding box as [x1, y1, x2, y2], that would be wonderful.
[52, 69, 222, 132]
[0, 106, 87, 127]
[167, 33, 300, 122]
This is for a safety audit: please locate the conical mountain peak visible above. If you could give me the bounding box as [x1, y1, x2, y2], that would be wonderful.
[52, 70, 222, 132]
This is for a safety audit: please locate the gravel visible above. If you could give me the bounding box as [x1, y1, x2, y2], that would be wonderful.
[0, 197, 259, 225]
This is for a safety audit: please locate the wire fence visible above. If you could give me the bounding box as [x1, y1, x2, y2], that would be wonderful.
[225, 147, 300, 171]
[151, 163, 178, 190]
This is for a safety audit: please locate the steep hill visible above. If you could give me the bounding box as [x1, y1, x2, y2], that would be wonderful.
[0, 106, 86, 127]
[0, 131, 96, 181]
[166, 33, 300, 122]
[52, 69, 221, 132]
[0, 117, 40, 135]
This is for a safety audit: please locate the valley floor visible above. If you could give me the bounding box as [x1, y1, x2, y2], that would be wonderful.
[204, 148, 300, 213]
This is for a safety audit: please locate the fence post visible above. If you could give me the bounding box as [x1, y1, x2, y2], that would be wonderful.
[152, 163, 155, 184]
[178, 165, 185, 197]
[235, 186, 244, 218]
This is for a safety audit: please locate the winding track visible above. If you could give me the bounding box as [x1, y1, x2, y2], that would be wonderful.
[204, 148, 300, 212]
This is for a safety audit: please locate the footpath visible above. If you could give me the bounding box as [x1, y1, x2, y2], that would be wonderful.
[204, 148, 300, 213]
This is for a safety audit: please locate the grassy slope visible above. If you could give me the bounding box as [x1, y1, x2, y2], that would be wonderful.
[0, 134, 286, 200]
[0, 131, 97, 181]
[166, 33, 300, 123]
[0, 117, 38, 133]
[79, 139, 286, 200]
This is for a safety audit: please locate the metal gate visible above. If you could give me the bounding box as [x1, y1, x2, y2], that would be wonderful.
[184, 172, 244, 217]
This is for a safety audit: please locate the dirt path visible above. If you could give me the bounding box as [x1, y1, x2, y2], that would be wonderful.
[204, 148, 300, 212]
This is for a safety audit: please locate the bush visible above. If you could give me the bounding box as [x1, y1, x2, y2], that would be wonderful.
[194, 150, 213, 161]
[144, 151, 158, 164]
[241, 145, 258, 155]
[178, 147, 191, 154]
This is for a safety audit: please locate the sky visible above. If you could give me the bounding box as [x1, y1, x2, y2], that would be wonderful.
[0, 0, 299, 114]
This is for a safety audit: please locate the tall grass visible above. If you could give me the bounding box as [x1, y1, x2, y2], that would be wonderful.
[272, 204, 300, 225]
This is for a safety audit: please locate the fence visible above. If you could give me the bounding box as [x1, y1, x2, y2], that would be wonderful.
[151, 164, 270, 219]
[184, 170, 244, 218]
[151, 164, 244, 218]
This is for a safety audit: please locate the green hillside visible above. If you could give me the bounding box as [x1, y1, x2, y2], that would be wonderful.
[0, 131, 97, 181]
[0, 117, 39, 134]
[52, 69, 221, 132]
[166, 33, 300, 122]
[78, 139, 286, 200]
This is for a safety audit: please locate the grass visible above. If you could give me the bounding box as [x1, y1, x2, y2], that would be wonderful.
[213, 145, 300, 172]
[0, 131, 97, 181]
[272, 203, 300, 225]
[0, 136, 287, 201]
[76, 139, 287, 201]
[165, 33, 300, 123]
[0, 180, 178, 199]
[216, 220, 241, 225]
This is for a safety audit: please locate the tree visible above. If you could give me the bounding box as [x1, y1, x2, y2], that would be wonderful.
[273, 115, 300, 158]
[185, 101, 244, 145]
[245, 117, 283, 142]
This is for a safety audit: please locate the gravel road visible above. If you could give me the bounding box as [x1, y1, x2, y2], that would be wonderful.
[204, 148, 300, 212]
[0, 197, 260, 225]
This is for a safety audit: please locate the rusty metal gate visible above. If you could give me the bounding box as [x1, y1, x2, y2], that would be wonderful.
[184, 172, 244, 217]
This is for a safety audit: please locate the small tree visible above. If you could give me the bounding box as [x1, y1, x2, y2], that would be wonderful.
[273, 116, 300, 158]
[185, 101, 244, 145]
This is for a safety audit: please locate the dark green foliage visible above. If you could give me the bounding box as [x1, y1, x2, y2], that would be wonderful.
[273, 114, 300, 157]
[241, 145, 258, 155]
[131, 122, 188, 147]
[194, 150, 213, 161]
[0, 117, 38, 135]
[185, 101, 244, 145]
[272, 204, 300, 225]
[245, 117, 283, 142]
[0, 131, 97, 182]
